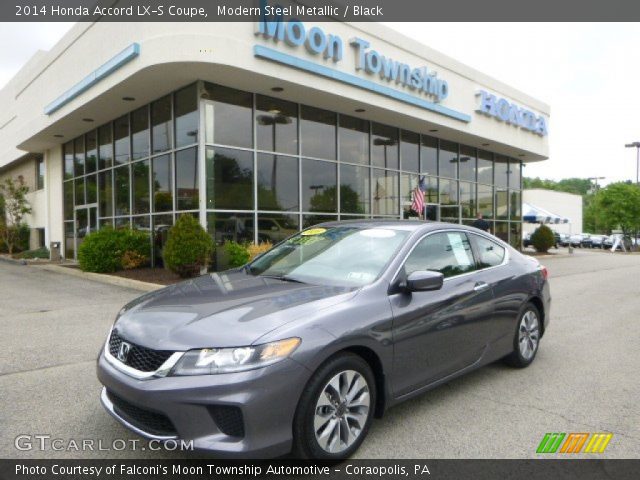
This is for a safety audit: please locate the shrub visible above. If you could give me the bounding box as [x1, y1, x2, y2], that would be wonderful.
[163, 215, 213, 278]
[14, 247, 49, 260]
[78, 228, 150, 273]
[224, 241, 251, 268]
[531, 224, 555, 253]
[247, 241, 272, 261]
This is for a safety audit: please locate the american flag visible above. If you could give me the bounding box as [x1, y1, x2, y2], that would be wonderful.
[411, 177, 427, 218]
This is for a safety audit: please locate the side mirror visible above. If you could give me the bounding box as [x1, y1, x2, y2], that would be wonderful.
[406, 270, 444, 292]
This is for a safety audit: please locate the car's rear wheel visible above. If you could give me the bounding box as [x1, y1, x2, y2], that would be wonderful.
[504, 303, 541, 368]
[292, 353, 375, 459]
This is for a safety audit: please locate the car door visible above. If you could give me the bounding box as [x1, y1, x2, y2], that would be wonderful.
[468, 233, 524, 347]
[389, 230, 495, 397]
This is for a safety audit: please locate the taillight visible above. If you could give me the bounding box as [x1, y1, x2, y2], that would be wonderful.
[540, 265, 549, 280]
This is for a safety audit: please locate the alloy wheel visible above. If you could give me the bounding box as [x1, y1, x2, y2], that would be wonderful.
[313, 369, 370, 454]
[518, 310, 540, 360]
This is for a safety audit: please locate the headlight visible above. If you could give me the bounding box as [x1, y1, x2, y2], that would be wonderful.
[171, 338, 301, 375]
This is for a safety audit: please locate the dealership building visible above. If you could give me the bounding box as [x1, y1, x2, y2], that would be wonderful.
[0, 20, 549, 266]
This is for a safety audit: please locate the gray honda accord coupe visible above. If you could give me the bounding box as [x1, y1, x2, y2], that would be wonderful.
[97, 221, 551, 459]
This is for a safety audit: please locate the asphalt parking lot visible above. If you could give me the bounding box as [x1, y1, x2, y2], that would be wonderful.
[1, 250, 639, 459]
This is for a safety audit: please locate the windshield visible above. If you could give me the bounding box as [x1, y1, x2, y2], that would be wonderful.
[247, 226, 409, 287]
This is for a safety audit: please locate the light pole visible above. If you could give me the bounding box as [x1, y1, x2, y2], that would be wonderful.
[257, 112, 292, 193]
[625, 142, 640, 185]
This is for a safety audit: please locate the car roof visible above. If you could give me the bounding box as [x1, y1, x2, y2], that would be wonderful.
[311, 219, 484, 234]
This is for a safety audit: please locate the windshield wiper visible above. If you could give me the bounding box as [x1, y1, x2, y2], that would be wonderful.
[258, 274, 306, 284]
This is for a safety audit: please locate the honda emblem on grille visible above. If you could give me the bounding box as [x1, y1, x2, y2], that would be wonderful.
[117, 341, 131, 362]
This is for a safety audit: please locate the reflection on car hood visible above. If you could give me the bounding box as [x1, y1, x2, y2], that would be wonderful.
[113, 270, 357, 350]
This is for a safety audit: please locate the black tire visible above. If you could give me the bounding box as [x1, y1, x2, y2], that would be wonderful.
[292, 352, 376, 459]
[504, 302, 542, 368]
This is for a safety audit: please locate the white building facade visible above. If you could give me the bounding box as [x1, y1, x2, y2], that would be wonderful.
[0, 20, 549, 263]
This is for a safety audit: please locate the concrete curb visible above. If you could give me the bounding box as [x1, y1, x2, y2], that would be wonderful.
[32, 264, 164, 292]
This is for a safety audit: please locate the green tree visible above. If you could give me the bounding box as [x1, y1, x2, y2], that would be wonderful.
[592, 183, 640, 237]
[0, 177, 32, 254]
[163, 215, 214, 278]
[531, 224, 556, 253]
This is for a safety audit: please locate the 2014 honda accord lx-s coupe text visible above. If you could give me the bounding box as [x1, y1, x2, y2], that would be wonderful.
[97, 221, 551, 459]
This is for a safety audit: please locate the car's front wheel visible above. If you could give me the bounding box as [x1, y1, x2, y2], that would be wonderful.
[504, 303, 542, 368]
[292, 352, 375, 459]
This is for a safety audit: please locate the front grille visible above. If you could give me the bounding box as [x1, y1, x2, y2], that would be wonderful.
[108, 330, 173, 372]
[107, 390, 177, 437]
[208, 406, 245, 438]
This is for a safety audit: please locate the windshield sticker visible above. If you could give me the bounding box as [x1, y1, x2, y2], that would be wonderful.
[359, 229, 396, 238]
[301, 228, 327, 236]
[348, 271, 376, 282]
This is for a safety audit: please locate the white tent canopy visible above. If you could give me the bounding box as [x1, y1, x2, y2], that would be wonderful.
[522, 202, 569, 224]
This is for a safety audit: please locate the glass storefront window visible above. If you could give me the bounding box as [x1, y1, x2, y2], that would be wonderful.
[86, 131, 97, 173]
[439, 178, 458, 205]
[460, 182, 476, 218]
[510, 190, 522, 220]
[494, 155, 509, 189]
[205, 83, 253, 148]
[477, 150, 493, 185]
[131, 106, 149, 160]
[206, 147, 254, 210]
[494, 221, 509, 243]
[152, 214, 174, 266]
[74, 136, 85, 177]
[420, 135, 438, 176]
[459, 145, 476, 182]
[303, 214, 337, 229]
[478, 184, 493, 218]
[257, 153, 299, 211]
[372, 168, 399, 215]
[132, 215, 150, 231]
[340, 164, 369, 214]
[174, 84, 198, 148]
[207, 211, 255, 270]
[114, 115, 130, 165]
[114, 165, 130, 215]
[371, 123, 399, 170]
[400, 130, 419, 173]
[64, 181, 74, 220]
[510, 222, 522, 250]
[132, 160, 150, 215]
[115, 217, 130, 228]
[257, 214, 299, 244]
[64, 221, 74, 259]
[256, 95, 298, 155]
[509, 159, 521, 190]
[98, 124, 113, 169]
[301, 105, 336, 160]
[151, 96, 172, 154]
[439, 140, 458, 179]
[175, 147, 199, 210]
[400, 172, 418, 218]
[64, 142, 74, 179]
[425, 176, 438, 203]
[339, 115, 369, 165]
[74, 177, 85, 206]
[99, 170, 113, 217]
[152, 154, 172, 212]
[496, 190, 509, 220]
[302, 159, 337, 212]
[86, 174, 97, 204]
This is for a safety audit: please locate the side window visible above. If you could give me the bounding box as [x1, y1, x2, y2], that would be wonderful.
[404, 232, 475, 279]
[472, 234, 506, 268]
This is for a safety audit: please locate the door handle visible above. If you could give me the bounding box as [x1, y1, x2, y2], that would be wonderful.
[473, 281, 490, 292]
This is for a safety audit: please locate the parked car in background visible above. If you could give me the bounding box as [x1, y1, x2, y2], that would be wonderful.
[580, 234, 593, 248]
[589, 235, 606, 249]
[569, 234, 584, 248]
[558, 233, 570, 247]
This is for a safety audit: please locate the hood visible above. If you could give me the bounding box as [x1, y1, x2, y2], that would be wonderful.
[113, 270, 357, 350]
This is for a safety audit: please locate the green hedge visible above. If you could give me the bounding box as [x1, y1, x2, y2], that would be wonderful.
[531, 224, 555, 253]
[78, 228, 150, 273]
[163, 215, 213, 278]
[224, 241, 251, 268]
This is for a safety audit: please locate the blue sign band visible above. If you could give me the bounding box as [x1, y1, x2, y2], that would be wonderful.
[254, 45, 471, 123]
[44, 43, 140, 115]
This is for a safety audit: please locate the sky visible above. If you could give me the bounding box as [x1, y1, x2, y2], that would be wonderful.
[1, 22, 639, 185]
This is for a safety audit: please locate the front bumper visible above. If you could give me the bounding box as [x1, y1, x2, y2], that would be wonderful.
[97, 351, 311, 458]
